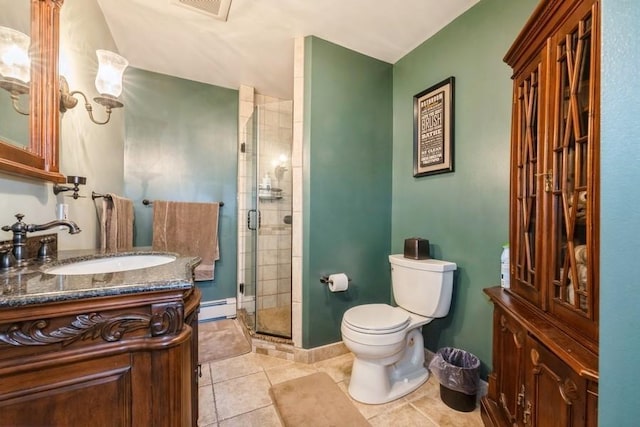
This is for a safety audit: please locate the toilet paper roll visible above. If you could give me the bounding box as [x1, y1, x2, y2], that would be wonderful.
[328, 273, 349, 292]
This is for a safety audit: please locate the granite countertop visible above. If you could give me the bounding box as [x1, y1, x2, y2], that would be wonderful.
[0, 248, 201, 308]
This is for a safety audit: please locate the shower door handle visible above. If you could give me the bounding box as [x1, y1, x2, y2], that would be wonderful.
[247, 209, 261, 230]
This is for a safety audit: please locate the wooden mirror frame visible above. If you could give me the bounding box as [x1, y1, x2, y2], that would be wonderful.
[0, 0, 64, 183]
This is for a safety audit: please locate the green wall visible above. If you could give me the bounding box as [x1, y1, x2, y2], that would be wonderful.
[302, 37, 393, 348]
[600, 0, 640, 424]
[391, 0, 537, 377]
[123, 68, 238, 302]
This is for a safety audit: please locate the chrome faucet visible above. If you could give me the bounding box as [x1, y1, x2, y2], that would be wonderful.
[1, 213, 81, 265]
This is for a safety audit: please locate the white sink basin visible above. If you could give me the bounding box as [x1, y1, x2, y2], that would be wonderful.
[44, 254, 176, 275]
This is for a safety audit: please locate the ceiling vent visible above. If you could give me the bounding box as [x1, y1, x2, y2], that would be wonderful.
[172, 0, 232, 21]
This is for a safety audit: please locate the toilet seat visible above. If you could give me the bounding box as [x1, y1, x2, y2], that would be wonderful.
[343, 304, 410, 334]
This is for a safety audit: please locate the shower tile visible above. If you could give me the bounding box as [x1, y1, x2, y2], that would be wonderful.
[263, 98, 278, 111]
[294, 38, 305, 78]
[291, 126, 303, 166]
[277, 248, 291, 264]
[292, 212, 302, 251]
[292, 302, 302, 346]
[291, 257, 302, 303]
[261, 279, 278, 296]
[280, 99, 293, 115]
[277, 278, 291, 294]
[276, 293, 291, 307]
[277, 266, 291, 281]
[213, 372, 272, 421]
[260, 265, 278, 280]
[277, 235, 291, 249]
[239, 85, 254, 102]
[293, 77, 304, 123]
[261, 295, 277, 309]
[260, 235, 278, 250]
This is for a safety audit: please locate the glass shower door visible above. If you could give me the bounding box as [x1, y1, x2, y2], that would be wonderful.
[240, 107, 259, 331]
[238, 101, 293, 339]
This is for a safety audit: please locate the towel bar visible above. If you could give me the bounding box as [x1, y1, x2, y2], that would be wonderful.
[91, 191, 112, 201]
[142, 199, 224, 207]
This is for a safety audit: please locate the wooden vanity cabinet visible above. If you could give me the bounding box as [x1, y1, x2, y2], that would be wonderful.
[0, 287, 201, 427]
[482, 0, 600, 425]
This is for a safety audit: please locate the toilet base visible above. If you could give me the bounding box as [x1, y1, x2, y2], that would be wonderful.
[347, 328, 429, 404]
[348, 359, 429, 404]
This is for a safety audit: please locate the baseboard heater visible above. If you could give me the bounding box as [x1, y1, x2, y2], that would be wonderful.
[199, 298, 237, 321]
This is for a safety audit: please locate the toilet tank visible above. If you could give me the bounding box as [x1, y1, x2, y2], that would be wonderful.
[389, 254, 457, 318]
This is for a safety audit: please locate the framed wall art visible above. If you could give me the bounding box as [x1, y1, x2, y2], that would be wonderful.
[413, 77, 455, 177]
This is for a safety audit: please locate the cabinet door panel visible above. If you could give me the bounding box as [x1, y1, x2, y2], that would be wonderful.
[526, 337, 587, 427]
[510, 53, 547, 308]
[547, 0, 599, 342]
[0, 354, 134, 426]
[495, 308, 526, 425]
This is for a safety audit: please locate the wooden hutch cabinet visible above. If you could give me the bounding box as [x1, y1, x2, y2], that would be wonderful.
[481, 0, 600, 426]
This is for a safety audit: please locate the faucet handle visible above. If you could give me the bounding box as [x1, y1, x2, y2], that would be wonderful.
[2, 214, 26, 233]
[37, 237, 55, 262]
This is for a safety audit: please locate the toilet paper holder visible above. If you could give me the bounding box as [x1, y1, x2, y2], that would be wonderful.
[320, 274, 352, 285]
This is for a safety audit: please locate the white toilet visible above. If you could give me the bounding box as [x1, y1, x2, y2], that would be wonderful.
[341, 254, 457, 404]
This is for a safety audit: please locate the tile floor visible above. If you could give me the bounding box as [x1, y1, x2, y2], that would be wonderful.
[197, 329, 483, 426]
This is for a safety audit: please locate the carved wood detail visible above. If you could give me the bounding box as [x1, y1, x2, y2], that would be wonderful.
[0, 302, 184, 347]
[150, 302, 184, 336]
[559, 378, 580, 405]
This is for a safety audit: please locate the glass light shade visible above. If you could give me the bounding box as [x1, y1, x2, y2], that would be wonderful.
[94, 49, 128, 98]
[0, 26, 30, 83]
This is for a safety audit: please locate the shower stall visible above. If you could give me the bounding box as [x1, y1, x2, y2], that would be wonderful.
[237, 97, 293, 339]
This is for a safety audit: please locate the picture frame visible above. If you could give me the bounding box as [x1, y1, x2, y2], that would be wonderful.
[413, 77, 455, 177]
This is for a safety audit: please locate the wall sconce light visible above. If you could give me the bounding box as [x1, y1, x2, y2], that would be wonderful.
[0, 25, 30, 115]
[273, 154, 288, 182]
[53, 175, 87, 200]
[60, 49, 129, 125]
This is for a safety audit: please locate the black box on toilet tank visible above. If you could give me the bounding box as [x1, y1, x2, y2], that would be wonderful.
[404, 238, 430, 259]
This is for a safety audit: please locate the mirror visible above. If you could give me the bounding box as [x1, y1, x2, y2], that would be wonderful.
[0, 0, 29, 148]
[0, 0, 65, 183]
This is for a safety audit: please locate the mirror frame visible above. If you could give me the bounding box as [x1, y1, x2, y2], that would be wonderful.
[0, 0, 64, 183]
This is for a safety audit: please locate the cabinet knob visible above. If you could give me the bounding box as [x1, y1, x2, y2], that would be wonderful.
[535, 169, 552, 192]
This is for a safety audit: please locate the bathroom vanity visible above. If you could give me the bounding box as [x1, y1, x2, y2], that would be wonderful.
[0, 250, 201, 426]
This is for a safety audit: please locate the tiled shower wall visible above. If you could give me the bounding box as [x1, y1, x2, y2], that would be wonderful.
[255, 94, 293, 314]
[237, 86, 293, 325]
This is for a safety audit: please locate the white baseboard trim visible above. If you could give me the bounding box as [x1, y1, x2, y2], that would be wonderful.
[199, 298, 237, 321]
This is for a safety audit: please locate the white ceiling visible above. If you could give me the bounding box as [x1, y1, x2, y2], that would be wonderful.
[96, 0, 480, 99]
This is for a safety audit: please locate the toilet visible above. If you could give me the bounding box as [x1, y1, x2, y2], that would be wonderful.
[341, 254, 457, 404]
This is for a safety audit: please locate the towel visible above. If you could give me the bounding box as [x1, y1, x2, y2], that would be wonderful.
[100, 193, 134, 252]
[151, 200, 220, 281]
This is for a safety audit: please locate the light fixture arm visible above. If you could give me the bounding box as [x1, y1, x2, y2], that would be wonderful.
[0, 78, 29, 115]
[59, 76, 116, 125]
[9, 92, 28, 115]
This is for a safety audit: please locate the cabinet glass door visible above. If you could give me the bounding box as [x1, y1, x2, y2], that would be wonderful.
[549, 3, 599, 341]
[511, 59, 545, 307]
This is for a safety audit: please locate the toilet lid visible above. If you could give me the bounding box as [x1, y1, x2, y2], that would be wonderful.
[343, 304, 410, 334]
